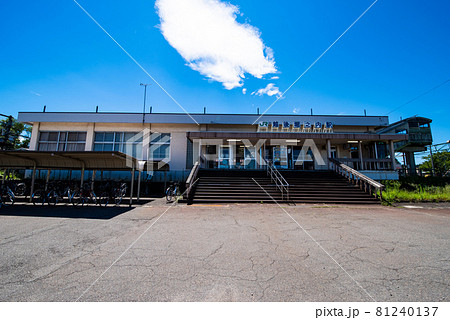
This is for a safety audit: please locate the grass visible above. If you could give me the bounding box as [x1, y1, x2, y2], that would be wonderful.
[382, 177, 450, 203]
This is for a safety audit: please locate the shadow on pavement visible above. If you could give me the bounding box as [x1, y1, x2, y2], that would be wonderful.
[0, 200, 154, 220]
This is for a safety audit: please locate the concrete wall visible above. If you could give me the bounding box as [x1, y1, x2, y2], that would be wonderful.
[170, 132, 188, 171]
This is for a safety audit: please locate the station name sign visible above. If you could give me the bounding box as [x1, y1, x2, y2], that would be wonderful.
[258, 121, 333, 133]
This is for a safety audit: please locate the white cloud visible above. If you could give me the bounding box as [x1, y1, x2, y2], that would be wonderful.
[270, 76, 279, 80]
[293, 107, 300, 114]
[155, 0, 277, 90]
[251, 83, 282, 98]
[242, 88, 247, 94]
[30, 91, 41, 96]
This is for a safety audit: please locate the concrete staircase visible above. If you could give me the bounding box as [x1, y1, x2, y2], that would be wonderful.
[280, 170, 379, 204]
[189, 169, 379, 204]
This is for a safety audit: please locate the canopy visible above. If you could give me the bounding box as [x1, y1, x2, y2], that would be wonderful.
[0, 151, 139, 170]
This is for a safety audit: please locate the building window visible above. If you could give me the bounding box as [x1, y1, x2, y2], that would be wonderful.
[38, 131, 86, 151]
[206, 145, 217, 155]
[94, 132, 142, 158]
[149, 133, 171, 160]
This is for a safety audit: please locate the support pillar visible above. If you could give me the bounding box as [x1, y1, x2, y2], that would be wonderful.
[326, 139, 332, 169]
[389, 140, 396, 171]
[198, 140, 202, 168]
[91, 170, 96, 191]
[405, 152, 417, 176]
[374, 142, 379, 170]
[129, 167, 135, 207]
[137, 171, 142, 202]
[45, 169, 51, 191]
[80, 166, 85, 188]
[358, 141, 364, 171]
[29, 166, 36, 203]
[263, 142, 267, 166]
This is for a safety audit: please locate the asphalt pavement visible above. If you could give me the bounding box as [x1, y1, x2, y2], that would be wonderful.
[0, 201, 448, 301]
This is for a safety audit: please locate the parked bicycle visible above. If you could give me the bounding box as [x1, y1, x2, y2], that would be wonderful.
[165, 181, 180, 202]
[52, 181, 78, 205]
[72, 183, 98, 206]
[0, 185, 15, 208]
[99, 182, 127, 207]
[8, 181, 27, 197]
[31, 186, 58, 206]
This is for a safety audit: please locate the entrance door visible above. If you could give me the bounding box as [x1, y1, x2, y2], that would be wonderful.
[293, 146, 315, 170]
[273, 146, 288, 169]
[235, 146, 245, 169]
[244, 146, 256, 169]
[218, 146, 231, 169]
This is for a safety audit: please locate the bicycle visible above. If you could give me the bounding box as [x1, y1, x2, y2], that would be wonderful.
[0, 185, 15, 208]
[99, 182, 127, 207]
[165, 181, 180, 202]
[8, 181, 27, 197]
[73, 183, 98, 206]
[53, 182, 78, 205]
[31, 187, 57, 206]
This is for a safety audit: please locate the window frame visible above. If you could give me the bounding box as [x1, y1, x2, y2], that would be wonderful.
[38, 131, 86, 152]
[93, 131, 143, 158]
[149, 133, 171, 160]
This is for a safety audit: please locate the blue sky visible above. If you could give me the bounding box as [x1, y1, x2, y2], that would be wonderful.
[1, 0, 449, 149]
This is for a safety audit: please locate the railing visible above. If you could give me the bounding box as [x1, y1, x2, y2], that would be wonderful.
[266, 161, 290, 201]
[334, 158, 393, 171]
[329, 158, 384, 202]
[185, 161, 200, 201]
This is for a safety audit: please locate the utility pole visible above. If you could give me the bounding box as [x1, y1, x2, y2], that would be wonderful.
[429, 145, 435, 176]
[140, 83, 150, 124]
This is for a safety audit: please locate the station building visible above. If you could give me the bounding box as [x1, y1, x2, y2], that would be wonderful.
[16, 111, 431, 182]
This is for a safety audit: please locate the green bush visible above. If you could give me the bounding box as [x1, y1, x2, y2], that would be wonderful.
[382, 177, 450, 203]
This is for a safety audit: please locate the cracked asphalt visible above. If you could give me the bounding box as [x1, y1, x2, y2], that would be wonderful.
[0, 201, 449, 302]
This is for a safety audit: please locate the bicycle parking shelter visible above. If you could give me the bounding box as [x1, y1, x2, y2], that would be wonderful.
[0, 150, 144, 206]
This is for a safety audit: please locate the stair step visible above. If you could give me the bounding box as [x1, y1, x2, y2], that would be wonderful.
[192, 199, 379, 204]
[191, 169, 380, 204]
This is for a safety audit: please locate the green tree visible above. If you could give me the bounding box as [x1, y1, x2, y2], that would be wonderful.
[419, 150, 450, 177]
[0, 116, 32, 150]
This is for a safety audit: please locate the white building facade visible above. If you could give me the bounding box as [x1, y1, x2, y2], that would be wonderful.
[18, 112, 408, 181]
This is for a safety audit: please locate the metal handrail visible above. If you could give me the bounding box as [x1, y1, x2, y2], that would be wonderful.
[328, 158, 384, 202]
[185, 161, 200, 200]
[266, 161, 290, 201]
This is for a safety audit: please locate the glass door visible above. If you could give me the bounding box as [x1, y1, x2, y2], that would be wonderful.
[244, 146, 256, 169]
[235, 146, 245, 169]
[293, 147, 315, 170]
[273, 145, 288, 169]
[219, 146, 231, 169]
